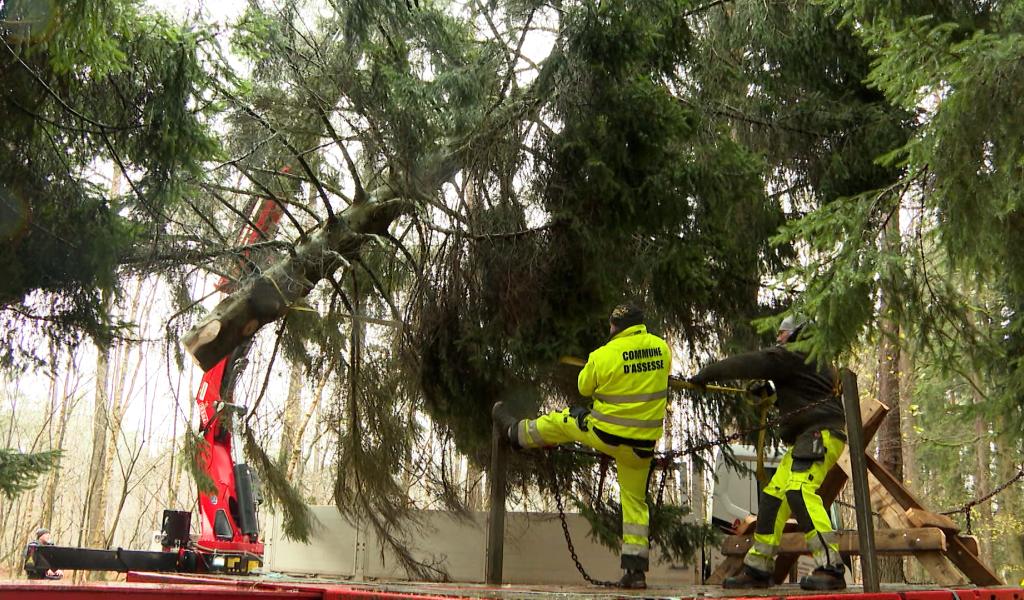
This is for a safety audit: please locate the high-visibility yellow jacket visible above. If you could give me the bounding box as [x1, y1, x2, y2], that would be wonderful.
[578, 324, 672, 441]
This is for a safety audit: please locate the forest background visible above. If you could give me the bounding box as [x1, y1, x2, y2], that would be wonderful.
[1, 0, 1022, 585]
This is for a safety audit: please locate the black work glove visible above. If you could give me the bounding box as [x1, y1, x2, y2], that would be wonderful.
[747, 380, 775, 399]
[568, 406, 590, 432]
[686, 375, 707, 391]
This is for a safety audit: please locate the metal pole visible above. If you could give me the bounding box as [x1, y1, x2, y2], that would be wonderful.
[485, 421, 508, 584]
[841, 368, 880, 592]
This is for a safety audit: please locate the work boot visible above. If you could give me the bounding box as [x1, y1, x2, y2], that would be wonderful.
[722, 565, 773, 589]
[491, 402, 520, 449]
[799, 566, 846, 591]
[617, 569, 646, 589]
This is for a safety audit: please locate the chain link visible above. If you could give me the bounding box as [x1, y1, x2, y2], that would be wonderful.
[542, 394, 838, 586]
[939, 465, 1024, 534]
[546, 450, 618, 587]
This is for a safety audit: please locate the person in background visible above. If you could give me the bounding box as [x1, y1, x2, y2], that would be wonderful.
[24, 527, 63, 580]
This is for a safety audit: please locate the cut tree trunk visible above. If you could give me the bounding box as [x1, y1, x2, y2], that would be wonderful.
[182, 193, 417, 371]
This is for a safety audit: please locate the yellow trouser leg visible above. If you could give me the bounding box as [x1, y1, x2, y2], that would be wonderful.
[745, 429, 847, 573]
[617, 456, 652, 571]
[744, 449, 794, 573]
[784, 430, 845, 570]
[516, 409, 654, 571]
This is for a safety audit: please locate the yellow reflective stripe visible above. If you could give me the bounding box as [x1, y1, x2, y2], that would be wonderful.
[516, 421, 530, 447]
[622, 543, 649, 558]
[590, 410, 663, 429]
[752, 540, 777, 556]
[622, 523, 648, 537]
[744, 552, 774, 572]
[528, 420, 543, 446]
[517, 420, 546, 448]
[593, 390, 667, 404]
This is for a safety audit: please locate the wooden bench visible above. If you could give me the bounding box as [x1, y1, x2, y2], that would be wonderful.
[707, 390, 1002, 587]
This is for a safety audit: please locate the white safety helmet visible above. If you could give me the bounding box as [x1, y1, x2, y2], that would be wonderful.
[778, 314, 806, 333]
[778, 315, 808, 344]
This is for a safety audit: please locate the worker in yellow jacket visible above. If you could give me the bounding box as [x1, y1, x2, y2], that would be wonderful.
[493, 303, 672, 589]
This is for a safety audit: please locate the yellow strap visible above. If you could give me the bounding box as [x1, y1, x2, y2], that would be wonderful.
[266, 276, 317, 313]
[562, 355, 775, 483]
[752, 383, 775, 485]
[756, 404, 769, 485]
[558, 355, 749, 396]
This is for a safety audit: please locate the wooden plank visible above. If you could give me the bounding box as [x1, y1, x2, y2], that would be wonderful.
[721, 527, 947, 556]
[946, 535, 1001, 586]
[734, 515, 757, 535]
[706, 555, 744, 585]
[957, 535, 979, 557]
[865, 456, 1002, 586]
[905, 508, 959, 533]
[712, 521, 804, 583]
[915, 551, 968, 586]
[484, 422, 508, 584]
[841, 370, 879, 593]
[861, 465, 965, 585]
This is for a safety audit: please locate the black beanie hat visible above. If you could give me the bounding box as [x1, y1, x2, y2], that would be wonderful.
[609, 303, 644, 330]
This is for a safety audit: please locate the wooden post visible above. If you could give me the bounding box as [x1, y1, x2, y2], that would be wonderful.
[841, 369, 880, 592]
[485, 422, 508, 584]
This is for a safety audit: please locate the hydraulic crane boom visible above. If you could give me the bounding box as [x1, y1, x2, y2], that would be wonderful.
[189, 179, 288, 572]
[25, 178, 289, 577]
[191, 346, 264, 573]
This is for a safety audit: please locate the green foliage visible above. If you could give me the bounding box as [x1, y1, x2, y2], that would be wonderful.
[241, 425, 315, 542]
[577, 497, 720, 565]
[411, 0, 785, 468]
[181, 432, 217, 496]
[13, 0, 1024, 576]
[1, 0, 221, 366]
[758, 0, 1024, 426]
[0, 449, 60, 499]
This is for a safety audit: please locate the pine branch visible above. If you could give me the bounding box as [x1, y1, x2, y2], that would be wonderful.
[0, 449, 61, 499]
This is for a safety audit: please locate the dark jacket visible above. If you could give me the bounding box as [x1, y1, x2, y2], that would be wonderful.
[691, 345, 845, 444]
[24, 541, 47, 579]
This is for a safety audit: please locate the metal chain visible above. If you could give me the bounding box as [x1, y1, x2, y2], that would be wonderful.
[542, 395, 838, 586]
[834, 497, 880, 517]
[939, 464, 1024, 534]
[655, 458, 670, 508]
[660, 395, 838, 460]
[546, 450, 618, 587]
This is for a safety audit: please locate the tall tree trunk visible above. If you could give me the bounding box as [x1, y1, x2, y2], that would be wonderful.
[82, 170, 121, 552]
[287, 362, 331, 480]
[898, 348, 917, 489]
[876, 213, 905, 583]
[82, 323, 111, 550]
[100, 278, 150, 550]
[278, 362, 304, 470]
[40, 365, 72, 527]
[897, 348, 925, 582]
[993, 423, 1022, 580]
[972, 386, 991, 566]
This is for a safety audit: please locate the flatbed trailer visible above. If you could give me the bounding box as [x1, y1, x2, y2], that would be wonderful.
[2, 573, 1022, 600]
